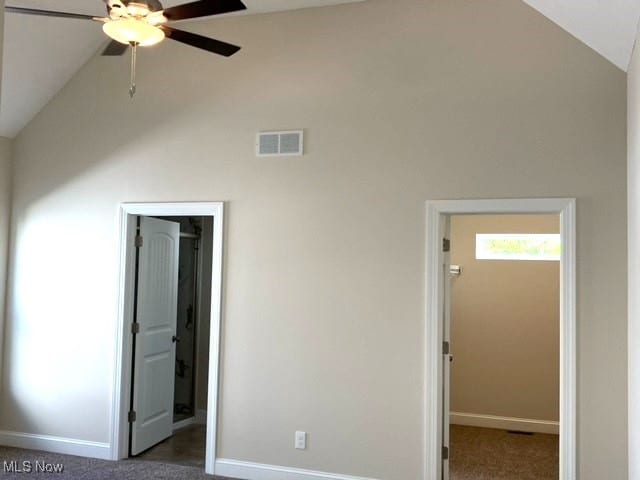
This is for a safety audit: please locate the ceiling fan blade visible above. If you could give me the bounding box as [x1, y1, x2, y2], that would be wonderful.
[160, 26, 241, 57]
[102, 40, 129, 56]
[5, 6, 100, 21]
[162, 0, 246, 22]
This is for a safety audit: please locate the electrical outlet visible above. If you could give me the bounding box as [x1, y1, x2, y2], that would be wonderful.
[295, 431, 307, 450]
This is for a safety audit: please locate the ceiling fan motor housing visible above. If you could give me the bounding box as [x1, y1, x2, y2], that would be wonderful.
[106, 0, 164, 17]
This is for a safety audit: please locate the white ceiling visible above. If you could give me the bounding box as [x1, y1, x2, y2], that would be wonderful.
[523, 0, 640, 72]
[0, 0, 364, 138]
[2, 0, 639, 138]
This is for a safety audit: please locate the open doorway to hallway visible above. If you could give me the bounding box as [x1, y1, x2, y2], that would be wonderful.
[447, 214, 560, 480]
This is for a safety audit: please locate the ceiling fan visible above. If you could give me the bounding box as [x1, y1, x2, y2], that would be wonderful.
[5, 0, 247, 97]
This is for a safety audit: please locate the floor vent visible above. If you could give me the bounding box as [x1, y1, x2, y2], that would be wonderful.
[507, 430, 535, 436]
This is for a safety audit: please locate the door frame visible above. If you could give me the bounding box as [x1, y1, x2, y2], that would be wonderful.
[110, 202, 225, 475]
[424, 198, 576, 480]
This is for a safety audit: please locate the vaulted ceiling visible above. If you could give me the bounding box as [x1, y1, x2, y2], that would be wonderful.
[523, 0, 640, 71]
[1, 0, 639, 138]
[0, 0, 365, 138]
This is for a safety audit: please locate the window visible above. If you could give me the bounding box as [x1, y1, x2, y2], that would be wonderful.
[475, 233, 561, 261]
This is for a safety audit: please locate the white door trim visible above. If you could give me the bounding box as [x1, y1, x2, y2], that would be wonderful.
[110, 202, 225, 475]
[424, 198, 576, 480]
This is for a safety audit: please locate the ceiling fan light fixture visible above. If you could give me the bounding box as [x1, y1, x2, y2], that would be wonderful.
[103, 18, 165, 46]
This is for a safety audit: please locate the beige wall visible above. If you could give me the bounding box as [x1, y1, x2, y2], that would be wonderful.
[628, 23, 640, 480]
[450, 215, 559, 422]
[1, 1, 627, 479]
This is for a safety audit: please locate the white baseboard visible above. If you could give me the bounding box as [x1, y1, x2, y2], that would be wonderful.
[195, 409, 207, 425]
[173, 416, 195, 431]
[215, 459, 381, 480]
[0, 430, 111, 460]
[450, 412, 559, 435]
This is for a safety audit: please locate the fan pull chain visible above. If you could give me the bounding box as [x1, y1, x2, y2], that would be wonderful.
[129, 42, 138, 99]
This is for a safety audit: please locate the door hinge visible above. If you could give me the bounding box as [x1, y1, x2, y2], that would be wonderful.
[442, 445, 449, 460]
[131, 323, 140, 335]
[442, 238, 450, 253]
[135, 235, 143, 248]
[443, 341, 450, 355]
[128, 411, 137, 423]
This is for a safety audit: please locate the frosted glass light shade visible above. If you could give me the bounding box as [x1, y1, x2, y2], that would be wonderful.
[103, 19, 165, 46]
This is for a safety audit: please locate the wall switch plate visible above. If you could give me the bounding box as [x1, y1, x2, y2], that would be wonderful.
[295, 431, 307, 450]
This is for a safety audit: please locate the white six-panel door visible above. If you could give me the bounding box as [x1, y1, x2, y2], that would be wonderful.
[131, 217, 180, 456]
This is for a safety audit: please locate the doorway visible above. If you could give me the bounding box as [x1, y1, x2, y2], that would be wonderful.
[111, 202, 225, 475]
[126, 215, 212, 468]
[448, 214, 560, 479]
[424, 199, 576, 480]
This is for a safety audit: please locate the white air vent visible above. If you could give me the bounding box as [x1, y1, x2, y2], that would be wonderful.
[257, 130, 304, 157]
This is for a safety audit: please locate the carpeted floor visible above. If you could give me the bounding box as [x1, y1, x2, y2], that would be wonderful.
[0, 442, 230, 479]
[0, 424, 558, 479]
[450, 425, 559, 480]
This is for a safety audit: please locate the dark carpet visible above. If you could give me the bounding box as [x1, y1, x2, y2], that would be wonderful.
[450, 425, 559, 480]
